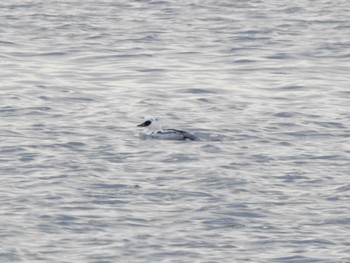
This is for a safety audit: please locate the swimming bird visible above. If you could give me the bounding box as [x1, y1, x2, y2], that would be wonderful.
[137, 116, 197, 141]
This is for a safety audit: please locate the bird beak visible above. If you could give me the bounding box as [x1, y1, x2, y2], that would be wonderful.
[137, 121, 146, 127]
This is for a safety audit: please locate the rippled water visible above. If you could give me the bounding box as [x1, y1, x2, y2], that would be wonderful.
[1, 0, 350, 262]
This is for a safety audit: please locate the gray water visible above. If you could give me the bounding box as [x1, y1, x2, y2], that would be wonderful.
[1, 0, 350, 262]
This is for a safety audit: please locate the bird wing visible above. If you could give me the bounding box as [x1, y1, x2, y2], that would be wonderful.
[164, 129, 197, 141]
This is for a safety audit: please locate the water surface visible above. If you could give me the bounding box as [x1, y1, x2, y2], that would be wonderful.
[1, 0, 350, 262]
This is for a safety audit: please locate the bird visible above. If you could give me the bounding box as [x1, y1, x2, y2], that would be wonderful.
[137, 116, 198, 141]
